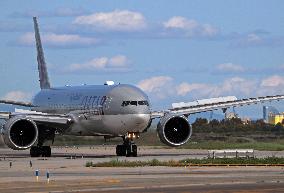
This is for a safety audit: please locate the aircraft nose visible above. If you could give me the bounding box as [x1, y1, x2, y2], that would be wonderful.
[134, 113, 151, 129]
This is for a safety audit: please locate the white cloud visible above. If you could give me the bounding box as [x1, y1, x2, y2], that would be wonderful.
[216, 63, 245, 73]
[229, 31, 284, 48]
[202, 24, 219, 37]
[3, 91, 32, 102]
[109, 55, 130, 67]
[163, 16, 218, 37]
[261, 75, 284, 87]
[137, 76, 174, 99]
[246, 33, 262, 43]
[175, 77, 256, 98]
[176, 83, 209, 96]
[18, 32, 99, 48]
[164, 17, 198, 29]
[257, 75, 284, 96]
[67, 55, 131, 72]
[73, 10, 147, 32]
[13, 7, 86, 17]
[212, 77, 256, 97]
[232, 33, 269, 48]
[138, 75, 284, 101]
[239, 33, 263, 46]
[138, 76, 172, 92]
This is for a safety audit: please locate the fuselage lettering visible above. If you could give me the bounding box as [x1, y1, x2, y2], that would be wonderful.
[80, 95, 107, 110]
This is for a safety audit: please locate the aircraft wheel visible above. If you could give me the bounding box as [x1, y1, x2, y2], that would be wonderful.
[131, 145, 137, 157]
[126, 144, 137, 157]
[42, 146, 51, 157]
[30, 146, 41, 157]
[116, 145, 126, 156]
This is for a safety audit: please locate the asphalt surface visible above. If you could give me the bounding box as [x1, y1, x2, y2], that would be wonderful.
[1, 145, 284, 160]
[0, 146, 283, 192]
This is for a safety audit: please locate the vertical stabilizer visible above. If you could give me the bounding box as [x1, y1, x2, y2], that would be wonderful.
[33, 17, 51, 89]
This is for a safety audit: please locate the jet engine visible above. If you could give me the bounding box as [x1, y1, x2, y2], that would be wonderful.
[2, 116, 38, 150]
[157, 114, 192, 147]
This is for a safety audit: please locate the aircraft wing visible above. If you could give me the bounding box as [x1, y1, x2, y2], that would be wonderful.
[151, 94, 284, 118]
[0, 99, 34, 107]
[0, 109, 72, 127]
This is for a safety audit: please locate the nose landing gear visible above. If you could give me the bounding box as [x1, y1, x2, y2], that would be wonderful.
[116, 132, 139, 157]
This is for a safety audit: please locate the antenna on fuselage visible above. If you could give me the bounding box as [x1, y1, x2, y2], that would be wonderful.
[33, 17, 51, 89]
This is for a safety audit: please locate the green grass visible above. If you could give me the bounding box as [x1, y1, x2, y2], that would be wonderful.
[181, 140, 284, 151]
[52, 131, 284, 151]
[86, 157, 284, 167]
[86, 159, 179, 167]
[181, 157, 284, 165]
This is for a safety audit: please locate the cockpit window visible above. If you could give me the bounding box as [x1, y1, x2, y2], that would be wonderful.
[122, 100, 149, 107]
[138, 101, 149, 106]
[122, 101, 131, 106]
[130, 101, 137, 106]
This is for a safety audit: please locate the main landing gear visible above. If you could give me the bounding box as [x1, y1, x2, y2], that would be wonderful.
[30, 146, 51, 157]
[116, 132, 139, 157]
[30, 127, 54, 157]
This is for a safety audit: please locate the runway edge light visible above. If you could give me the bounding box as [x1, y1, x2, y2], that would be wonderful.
[35, 169, 39, 182]
[46, 170, 50, 184]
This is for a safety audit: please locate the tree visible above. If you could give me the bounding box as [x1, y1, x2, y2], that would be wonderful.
[209, 119, 220, 128]
[193, 118, 208, 126]
[273, 122, 283, 133]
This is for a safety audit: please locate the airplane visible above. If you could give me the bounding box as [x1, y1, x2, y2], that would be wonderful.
[1, 17, 284, 157]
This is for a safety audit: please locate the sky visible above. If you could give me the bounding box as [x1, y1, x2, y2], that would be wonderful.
[0, 0, 284, 118]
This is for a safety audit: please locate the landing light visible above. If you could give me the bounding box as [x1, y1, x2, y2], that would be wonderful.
[127, 132, 140, 139]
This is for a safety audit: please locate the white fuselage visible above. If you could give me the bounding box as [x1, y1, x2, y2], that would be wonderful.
[31, 84, 152, 136]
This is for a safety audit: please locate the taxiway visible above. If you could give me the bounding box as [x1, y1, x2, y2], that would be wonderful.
[0, 146, 283, 193]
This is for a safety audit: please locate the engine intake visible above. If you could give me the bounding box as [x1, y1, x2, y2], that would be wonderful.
[2, 117, 38, 150]
[157, 114, 192, 147]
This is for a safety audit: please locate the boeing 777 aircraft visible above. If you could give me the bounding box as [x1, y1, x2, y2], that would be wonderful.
[1, 17, 284, 157]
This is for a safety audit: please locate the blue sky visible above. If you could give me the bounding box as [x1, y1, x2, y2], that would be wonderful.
[0, 0, 284, 118]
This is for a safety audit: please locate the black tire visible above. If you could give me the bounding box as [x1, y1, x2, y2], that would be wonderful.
[30, 146, 41, 157]
[116, 145, 120, 156]
[126, 144, 137, 157]
[116, 145, 126, 156]
[42, 146, 51, 157]
[132, 145, 137, 157]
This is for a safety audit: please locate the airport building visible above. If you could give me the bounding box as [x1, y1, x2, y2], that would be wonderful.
[263, 106, 280, 123]
[268, 113, 284, 125]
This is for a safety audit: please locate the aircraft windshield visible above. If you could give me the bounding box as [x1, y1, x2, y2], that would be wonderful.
[122, 100, 149, 107]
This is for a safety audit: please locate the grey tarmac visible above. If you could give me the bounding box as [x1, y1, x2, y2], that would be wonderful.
[0, 146, 284, 193]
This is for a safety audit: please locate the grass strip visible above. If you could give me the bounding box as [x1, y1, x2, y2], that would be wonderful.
[181, 141, 284, 151]
[86, 157, 284, 167]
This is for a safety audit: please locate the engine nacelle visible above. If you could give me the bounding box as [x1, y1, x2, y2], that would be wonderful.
[2, 116, 38, 150]
[157, 114, 192, 147]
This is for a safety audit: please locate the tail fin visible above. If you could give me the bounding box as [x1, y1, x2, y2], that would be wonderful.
[33, 17, 51, 89]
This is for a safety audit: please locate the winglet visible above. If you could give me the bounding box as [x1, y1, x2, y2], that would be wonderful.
[33, 17, 51, 89]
